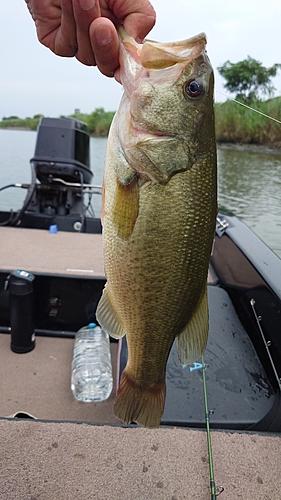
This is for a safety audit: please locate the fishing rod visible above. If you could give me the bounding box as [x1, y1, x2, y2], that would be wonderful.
[201, 355, 224, 499]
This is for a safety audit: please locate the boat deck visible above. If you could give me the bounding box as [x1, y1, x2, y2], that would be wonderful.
[0, 226, 104, 277]
[1, 418, 280, 499]
[0, 226, 281, 499]
[0, 333, 119, 424]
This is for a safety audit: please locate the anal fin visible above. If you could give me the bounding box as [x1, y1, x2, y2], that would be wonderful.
[176, 285, 209, 365]
[96, 285, 125, 339]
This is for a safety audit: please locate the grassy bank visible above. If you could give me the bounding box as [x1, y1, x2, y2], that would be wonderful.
[0, 108, 115, 136]
[1, 97, 281, 147]
[215, 96, 281, 147]
[0, 116, 40, 130]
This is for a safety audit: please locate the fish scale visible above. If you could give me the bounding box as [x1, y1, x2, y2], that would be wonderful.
[96, 28, 217, 427]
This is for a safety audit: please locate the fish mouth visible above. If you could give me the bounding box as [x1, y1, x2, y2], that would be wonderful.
[130, 114, 174, 141]
[118, 27, 207, 68]
[118, 28, 207, 97]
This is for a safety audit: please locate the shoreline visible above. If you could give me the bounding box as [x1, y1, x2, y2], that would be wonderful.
[1, 127, 281, 155]
[0, 127, 34, 131]
[217, 142, 281, 155]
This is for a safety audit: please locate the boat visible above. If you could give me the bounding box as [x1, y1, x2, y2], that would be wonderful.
[0, 117, 280, 499]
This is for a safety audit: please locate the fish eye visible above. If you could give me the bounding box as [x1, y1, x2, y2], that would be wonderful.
[184, 78, 205, 99]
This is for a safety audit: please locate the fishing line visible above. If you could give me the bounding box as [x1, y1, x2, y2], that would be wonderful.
[201, 354, 224, 499]
[216, 90, 281, 124]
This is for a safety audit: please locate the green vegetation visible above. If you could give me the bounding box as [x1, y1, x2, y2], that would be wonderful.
[0, 108, 115, 136]
[1, 100, 281, 147]
[215, 96, 281, 146]
[70, 108, 115, 136]
[0, 115, 41, 130]
[218, 56, 281, 102]
[215, 56, 281, 146]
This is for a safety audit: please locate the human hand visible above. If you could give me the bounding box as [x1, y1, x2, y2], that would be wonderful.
[25, 0, 156, 79]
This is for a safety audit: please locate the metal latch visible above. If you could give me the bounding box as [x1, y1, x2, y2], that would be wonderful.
[216, 216, 229, 237]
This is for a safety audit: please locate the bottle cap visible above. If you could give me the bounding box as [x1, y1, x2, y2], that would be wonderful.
[49, 224, 58, 234]
[88, 322, 97, 328]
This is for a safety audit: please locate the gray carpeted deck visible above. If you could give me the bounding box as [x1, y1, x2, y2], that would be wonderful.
[0, 334, 119, 424]
[0, 227, 104, 277]
[1, 420, 281, 500]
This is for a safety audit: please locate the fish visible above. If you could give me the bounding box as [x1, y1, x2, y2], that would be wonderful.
[96, 28, 217, 428]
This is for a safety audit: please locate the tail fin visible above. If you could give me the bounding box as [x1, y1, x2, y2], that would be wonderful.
[114, 370, 166, 428]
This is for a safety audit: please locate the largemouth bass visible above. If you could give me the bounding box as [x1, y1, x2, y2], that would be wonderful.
[96, 28, 217, 428]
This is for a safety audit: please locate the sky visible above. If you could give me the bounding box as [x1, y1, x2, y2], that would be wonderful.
[1, 0, 281, 119]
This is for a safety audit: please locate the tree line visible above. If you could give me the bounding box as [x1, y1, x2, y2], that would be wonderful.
[216, 56, 281, 146]
[0, 108, 115, 135]
[1, 57, 280, 146]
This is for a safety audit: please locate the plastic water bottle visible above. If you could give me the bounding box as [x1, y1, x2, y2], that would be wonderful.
[71, 323, 113, 402]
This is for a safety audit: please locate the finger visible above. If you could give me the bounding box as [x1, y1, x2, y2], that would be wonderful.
[72, 0, 101, 66]
[90, 18, 119, 77]
[105, 0, 156, 43]
[55, 0, 78, 56]
[114, 67, 121, 84]
[26, 0, 78, 57]
[123, 11, 156, 43]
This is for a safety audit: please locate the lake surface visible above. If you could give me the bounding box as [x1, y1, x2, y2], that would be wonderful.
[218, 146, 281, 258]
[0, 128, 280, 258]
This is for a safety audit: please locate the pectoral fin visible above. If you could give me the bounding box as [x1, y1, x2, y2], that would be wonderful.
[112, 175, 139, 240]
[176, 286, 209, 365]
[96, 285, 126, 339]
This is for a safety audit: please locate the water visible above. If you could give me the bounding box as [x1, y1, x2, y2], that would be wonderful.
[0, 129, 280, 258]
[71, 324, 113, 402]
[218, 146, 281, 258]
